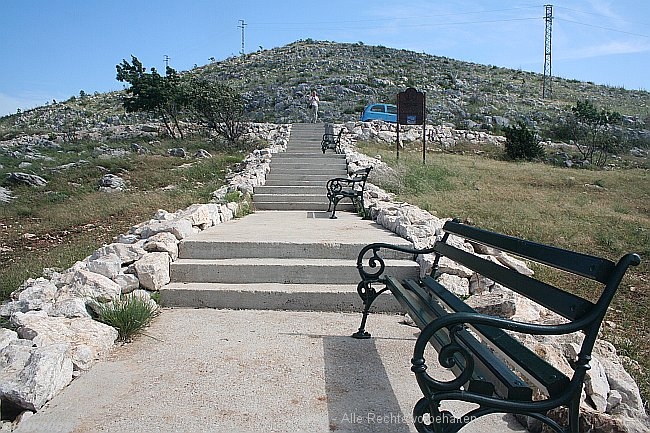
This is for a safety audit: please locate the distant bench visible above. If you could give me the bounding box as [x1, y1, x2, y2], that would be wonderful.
[321, 123, 343, 154]
[326, 166, 372, 219]
[353, 219, 640, 433]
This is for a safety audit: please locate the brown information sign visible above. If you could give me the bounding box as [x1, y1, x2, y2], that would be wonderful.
[397, 87, 425, 125]
[396, 87, 427, 163]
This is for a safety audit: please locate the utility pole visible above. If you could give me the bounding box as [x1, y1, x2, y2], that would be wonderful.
[238, 20, 247, 56]
[163, 55, 170, 74]
[542, 5, 553, 99]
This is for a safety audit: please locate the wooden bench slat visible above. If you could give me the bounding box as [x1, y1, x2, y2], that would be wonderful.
[442, 220, 616, 284]
[433, 242, 594, 321]
[398, 277, 534, 401]
[421, 276, 570, 398]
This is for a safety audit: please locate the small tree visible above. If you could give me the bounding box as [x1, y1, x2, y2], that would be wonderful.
[184, 78, 246, 146]
[504, 122, 544, 161]
[569, 100, 622, 167]
[116, 56, 185, 139]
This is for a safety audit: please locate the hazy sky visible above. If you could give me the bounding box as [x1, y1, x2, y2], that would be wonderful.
[1, 0, 649, 116]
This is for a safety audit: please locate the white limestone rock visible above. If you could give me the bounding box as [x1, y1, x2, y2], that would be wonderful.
[9, 278, 57, 313]
[585, 356, 610, 412]
[465, 290, 516, 318]
[91, 242, 146, 265]
[113, 273, 140, 294]
[436, 273, 469, 297]
[0, 328, 19, 350]
[143, 232, 179, 261]
[11, 311, 117, 371]
[86, 253, 121, 279]
[0, 342, 73, 411]
[178, 203, 212, 228]
[136, 219, 195, 240]
[56, 269, 121, 303]
[437, 256, 473, 278]
[134, 252, 170, 291]
[49, 298, 91, 319]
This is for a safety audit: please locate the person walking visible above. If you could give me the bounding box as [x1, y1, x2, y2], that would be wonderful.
[308, 90, 320, 123]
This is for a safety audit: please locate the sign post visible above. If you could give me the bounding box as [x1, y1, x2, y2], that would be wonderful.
[396, 87, 426, 163]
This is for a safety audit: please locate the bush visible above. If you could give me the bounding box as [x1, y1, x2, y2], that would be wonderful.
[504, 122, 544, 160]
[96, 294, 159, 341]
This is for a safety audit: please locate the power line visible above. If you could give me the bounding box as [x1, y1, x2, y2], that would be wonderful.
[250, 5, 543, 26]
[554, 17, 649, 38]
[249, 17, 541, 33]
[554, 6, 649, 27]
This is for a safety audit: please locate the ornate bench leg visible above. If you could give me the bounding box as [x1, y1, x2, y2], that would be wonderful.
[330, 196, 341, 219]
[352, 282, 388, 339]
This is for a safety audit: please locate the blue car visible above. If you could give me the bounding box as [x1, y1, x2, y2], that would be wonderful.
[360, 103, 397, 123]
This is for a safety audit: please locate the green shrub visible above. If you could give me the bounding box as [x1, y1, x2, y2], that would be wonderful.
[504, 122, 544, 161]
[96, 294, 159, 341]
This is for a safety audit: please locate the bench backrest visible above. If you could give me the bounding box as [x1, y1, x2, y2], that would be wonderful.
[350, 166, 372, 190]
[433, 220, 640, 343]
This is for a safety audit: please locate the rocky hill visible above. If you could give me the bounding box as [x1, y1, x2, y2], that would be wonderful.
[1, 39, 649, 143]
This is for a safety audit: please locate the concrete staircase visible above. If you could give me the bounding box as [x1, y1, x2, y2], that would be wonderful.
[161, 123, 418, 312]
[252, 123, 353, 212]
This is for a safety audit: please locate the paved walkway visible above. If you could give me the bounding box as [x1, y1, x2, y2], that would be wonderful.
[16, 212, 526, 433]
[16, 308, 524, 433]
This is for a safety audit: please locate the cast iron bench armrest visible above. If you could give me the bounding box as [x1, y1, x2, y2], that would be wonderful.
[356, 242, 433, 283]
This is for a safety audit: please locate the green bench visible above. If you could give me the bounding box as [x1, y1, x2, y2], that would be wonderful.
[353, 219, 640, 433]
[321, 123, 343, 154]
[326, 166, 372, 219]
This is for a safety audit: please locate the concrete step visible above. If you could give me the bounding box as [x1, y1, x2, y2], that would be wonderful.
[265, 173, 336, 183]
[273, 152, 345, 159]
[169, 258, 419, 284]
[179, 239, 412, 260]
[253, 194, 327, 203]
[254, 185, 325, 195]
[263, 178, 331, 186]
[269, 167, 346, 175]
[253, 201, 342, 211]
[270, 161, 347, 170]
[160, 282, 402, 312]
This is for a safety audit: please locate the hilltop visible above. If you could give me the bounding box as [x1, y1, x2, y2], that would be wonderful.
[1, 40, 649, 144]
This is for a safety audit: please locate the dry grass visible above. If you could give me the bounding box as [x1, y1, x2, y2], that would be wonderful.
[0, 139, 241, 300]
[360, 141, 650, 410]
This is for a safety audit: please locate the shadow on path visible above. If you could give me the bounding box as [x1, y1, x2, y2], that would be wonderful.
[323, 335, 412, 432]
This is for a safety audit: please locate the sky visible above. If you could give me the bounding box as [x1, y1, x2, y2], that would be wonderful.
[1, 0, 649, 116]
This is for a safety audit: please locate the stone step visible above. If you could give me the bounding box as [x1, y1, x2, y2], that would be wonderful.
[179, 239, 411, 260]
[160, 282, 403, 312]
[169, 258, 419, 284]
